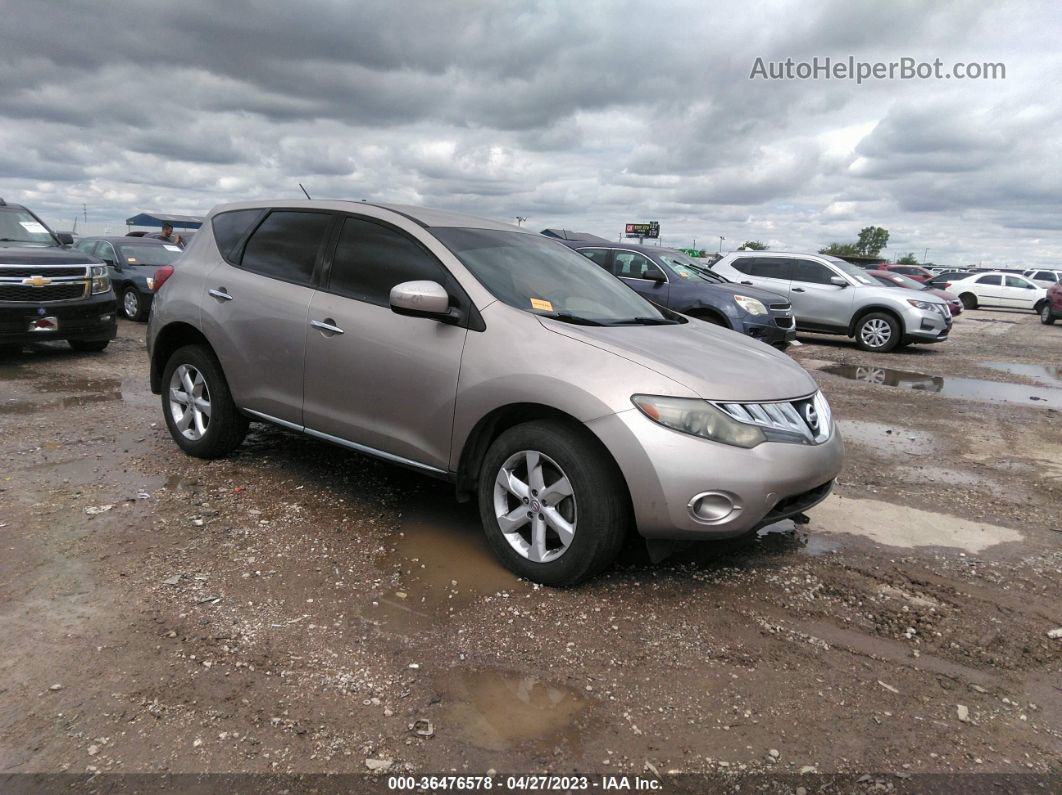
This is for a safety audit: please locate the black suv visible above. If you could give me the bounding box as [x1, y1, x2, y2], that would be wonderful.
[0, 198, 117, 354]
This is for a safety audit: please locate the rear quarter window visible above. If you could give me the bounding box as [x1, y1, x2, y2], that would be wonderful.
[211, 209, 266, 264]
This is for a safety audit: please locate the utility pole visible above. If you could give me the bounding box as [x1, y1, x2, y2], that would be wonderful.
[82, 203, 87, 225]
[514, 216, 527, 227]
[923, 247, 929, 264]
[718, 235, 725, 254]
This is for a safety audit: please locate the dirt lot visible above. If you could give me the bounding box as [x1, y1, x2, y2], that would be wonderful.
[1, 308, 1059, 783]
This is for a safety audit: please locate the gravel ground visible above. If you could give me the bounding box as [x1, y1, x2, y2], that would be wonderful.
[0, 308, 1059, 781]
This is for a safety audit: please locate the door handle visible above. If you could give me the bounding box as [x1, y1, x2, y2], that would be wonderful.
[208, 288, 233, 301]
[740, 281, 753, 286]
[792, 287, 806, 292]
[311, 318, 344, 335]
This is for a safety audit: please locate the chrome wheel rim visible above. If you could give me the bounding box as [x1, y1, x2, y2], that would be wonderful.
[168, 364, 211, 440]
[493, 450, 576, 563]
[861, 318, 891, 348]
[1043, 305, 1051, 321]
[123, 290, 139, 318]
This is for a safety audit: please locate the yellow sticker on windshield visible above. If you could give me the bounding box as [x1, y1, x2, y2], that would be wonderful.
[530, 298, 553, 312]
[127, 257, 137, 263]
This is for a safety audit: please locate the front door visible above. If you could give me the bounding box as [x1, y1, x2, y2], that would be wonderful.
[788, 259, 854, 329]
[302, 214, 468, 471]
[1003, 275, 1039, 308]
[612, 251, 670, 306]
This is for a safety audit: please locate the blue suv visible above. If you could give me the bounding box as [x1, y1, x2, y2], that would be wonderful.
[556, 239, 795, 348]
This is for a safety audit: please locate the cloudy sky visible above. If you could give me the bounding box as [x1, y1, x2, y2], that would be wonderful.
[2, 0, 1060, 266]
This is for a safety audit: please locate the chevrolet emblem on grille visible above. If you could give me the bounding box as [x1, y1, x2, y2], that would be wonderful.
[22, 275, 52, 287]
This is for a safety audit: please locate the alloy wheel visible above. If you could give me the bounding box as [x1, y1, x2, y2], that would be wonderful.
[860, 318, 892, 349]
[493, 450, 577, 563]
[123, 290, 139, 319]
[168, 364, 211, 440]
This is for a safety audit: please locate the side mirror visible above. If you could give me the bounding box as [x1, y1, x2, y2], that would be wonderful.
[389, 280, 460, 324]
[56, 232, 74, 245]
[644, 266, 667, 283]
[829, 276, 848, 287]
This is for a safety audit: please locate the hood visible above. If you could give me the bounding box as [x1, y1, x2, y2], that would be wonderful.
[0, 245, 98, 265]
[701, 281, 789, 304]
[540, 318, 818, 402]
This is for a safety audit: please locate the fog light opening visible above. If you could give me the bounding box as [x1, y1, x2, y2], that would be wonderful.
[689, 491, 739, 523]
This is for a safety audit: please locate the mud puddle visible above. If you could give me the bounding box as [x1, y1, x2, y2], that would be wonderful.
[439, 668, 590, 752]
[838, 419, 939, 456]
[0, 374, 124, 414]
[809, 494, 1022, 553]
[979, 361, 1062, 386]
[365, 483, 524, 633]
[822, 364, 1062, 408]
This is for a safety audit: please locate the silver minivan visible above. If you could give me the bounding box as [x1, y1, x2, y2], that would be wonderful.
[147, 201, 843, 584]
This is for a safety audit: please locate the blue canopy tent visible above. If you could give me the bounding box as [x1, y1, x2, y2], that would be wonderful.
[125, 212, 203, 230]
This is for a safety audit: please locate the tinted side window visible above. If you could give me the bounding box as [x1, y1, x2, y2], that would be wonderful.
[239, 211, 332, 286]
[977, 275, 1002, 286]
[729, 257, 755, 275]
[1006, 275, 1033, 289]
[212, 209, 265, 264]
[328, 216, 450, 307]
[747, 257, 792, 280]
[1035, 271, 1056, 281]
[577, 248, 610, 270]
[790, 259, 836, 285]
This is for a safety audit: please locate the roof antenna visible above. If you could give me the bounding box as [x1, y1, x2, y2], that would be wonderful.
[298, 183, 312, 200]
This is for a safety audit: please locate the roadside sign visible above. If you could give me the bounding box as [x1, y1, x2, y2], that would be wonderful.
[625, 222, 659, 239]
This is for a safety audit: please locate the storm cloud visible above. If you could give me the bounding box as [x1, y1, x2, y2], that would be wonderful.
[2, 0, 1060, 266]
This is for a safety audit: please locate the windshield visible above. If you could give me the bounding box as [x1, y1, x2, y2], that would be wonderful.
[434, 228, 675, 325]
[117, 244, 181, 266]
[0, 208, 57, 246]
[877, 272, 924, 290]
[822, 255, 877, 286]
[658, 252, 727, 283]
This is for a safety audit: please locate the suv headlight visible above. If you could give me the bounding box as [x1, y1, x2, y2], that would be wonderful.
[733, 295, 768, 316]
[906, 298, 935, 311]
[90, 265, 110, 294]
[631, 395, 766, 448]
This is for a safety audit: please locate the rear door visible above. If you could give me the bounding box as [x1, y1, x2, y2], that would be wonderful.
[788, 259, 853, 328]
[727, 256, 793, 298]
[301, 213, 469, 471]
[973, 274, 1004, 306]
[612, 250, 670, 306]
[199, 208, 334, 427]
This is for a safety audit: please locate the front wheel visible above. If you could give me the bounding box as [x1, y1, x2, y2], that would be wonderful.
[122, 287, 147, 321]
[1042, 303, 1057, 325]
[960, 292, 978, 310]
[477, 420, 629, 586]
[161, 344, 248, 458]
[68, 339, 109, 352]
[855, 312, 900, 353]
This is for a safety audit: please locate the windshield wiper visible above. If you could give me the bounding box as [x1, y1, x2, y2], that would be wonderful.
[606, 316, 680, 326]
[541, 311, 605, 326]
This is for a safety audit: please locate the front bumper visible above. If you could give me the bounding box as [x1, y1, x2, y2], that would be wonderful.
[903, 306, 952, 343]
[0, 291, 118, 343]
[740, 314, 796, 348]
[586, 408, 845, 540]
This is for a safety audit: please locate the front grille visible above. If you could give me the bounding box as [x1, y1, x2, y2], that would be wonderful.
[769, 302, 791, 310]
[0, 282, 87, 302]
[0, 266, 87, 278]
[774, 315, 794, 328]
[714, 391, 832, 445]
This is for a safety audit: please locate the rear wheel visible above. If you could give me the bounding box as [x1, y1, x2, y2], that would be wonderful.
[68, 339, 109, 352]
[855, 312, 901, 353]
[1042, 303, 1056, 325]
[161, 344, 248, 458]
[477, 420, 629, 586]
[960, 292, 978, 310]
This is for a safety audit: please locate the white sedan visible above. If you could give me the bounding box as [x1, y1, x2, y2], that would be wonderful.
[942, 272, 1049, 312]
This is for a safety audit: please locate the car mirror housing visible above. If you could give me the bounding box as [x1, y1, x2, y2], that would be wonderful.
[389, 280, 460, 323]
[645, 267, 667, 283]
[55, 231, 74, 245]
[830, 276, 848, 287]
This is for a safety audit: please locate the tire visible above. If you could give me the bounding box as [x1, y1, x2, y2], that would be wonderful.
[161, 344, 248, 458]
[68, 339, 109, 352]
[122, 287, 147, 321]
[855, 312, 901, 353]
[0, 344, 21, 357]
[477, 420, 630, 586]
[960, 292, 978, 310]
[1042, 303, 1057, 325]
